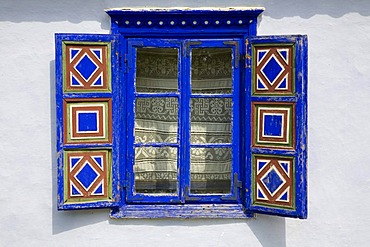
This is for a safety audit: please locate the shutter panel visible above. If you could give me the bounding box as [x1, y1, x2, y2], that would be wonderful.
[55, 34, 120, 209]
[245, 35, 308, 218]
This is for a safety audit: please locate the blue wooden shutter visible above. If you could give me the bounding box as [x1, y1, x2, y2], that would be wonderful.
[55, 34, 120, 209]
[245, 35, 308, 218]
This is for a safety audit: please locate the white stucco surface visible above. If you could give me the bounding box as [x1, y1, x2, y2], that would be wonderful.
[0, 1, 369, 246]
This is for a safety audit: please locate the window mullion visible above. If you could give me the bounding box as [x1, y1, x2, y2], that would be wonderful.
[179, 41, 191, 203]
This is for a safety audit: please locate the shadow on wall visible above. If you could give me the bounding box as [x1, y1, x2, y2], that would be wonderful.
[49, 57, 286, 246]
[247, 215, 286, 247]
[109, 216, 286, 247]
[50, 60, 112, 234]
[1, 0, 370, 26]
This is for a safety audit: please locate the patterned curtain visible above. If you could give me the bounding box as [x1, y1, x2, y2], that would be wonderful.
[134, 48, 232, 193]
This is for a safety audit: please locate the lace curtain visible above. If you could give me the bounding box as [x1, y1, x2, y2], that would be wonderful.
[134, 48, 232, 194]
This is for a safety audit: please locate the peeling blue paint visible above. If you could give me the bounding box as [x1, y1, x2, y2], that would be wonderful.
[55, 8, 307, 219]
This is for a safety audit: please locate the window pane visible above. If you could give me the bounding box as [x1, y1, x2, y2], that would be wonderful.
[134, 147, 178, 194]
[191, 48, 232, 94]
[136, 48, 178, 93]
[190, 147, 231, 194]
[191, 98, 232, 144]
[135, 97, 178, 143]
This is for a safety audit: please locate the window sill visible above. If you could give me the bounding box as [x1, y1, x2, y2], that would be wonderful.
[110, 204, 254, 219]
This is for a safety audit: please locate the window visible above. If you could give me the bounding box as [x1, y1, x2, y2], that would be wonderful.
[55, 8, 308, 219]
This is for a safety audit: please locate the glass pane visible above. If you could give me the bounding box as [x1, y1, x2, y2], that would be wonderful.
[191, 98, 232, 144]
[135, 97, 178, 143]
[136, 48, 178, 93]
[190, 148, 231, 194]
[191, 48, 232, 94]
[134, 147, 178, 194]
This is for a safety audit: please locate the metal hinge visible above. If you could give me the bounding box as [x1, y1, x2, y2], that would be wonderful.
[223, 41, 239, 68]
[245, 39, 251, 68]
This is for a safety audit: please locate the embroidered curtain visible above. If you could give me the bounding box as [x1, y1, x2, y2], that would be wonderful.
[134, 48, 232, 193]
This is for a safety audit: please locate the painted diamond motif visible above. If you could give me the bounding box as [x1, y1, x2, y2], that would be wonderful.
[254, 156, 294, 208]
[261, 166, 285, 196]
[74, 54, 99, 81]
[65, 150, 110, 202]
[261, 54, 284, 86]
[64, 44, 110, 92]
[253, 45, 294, 95]
[74, 161, 99, 191]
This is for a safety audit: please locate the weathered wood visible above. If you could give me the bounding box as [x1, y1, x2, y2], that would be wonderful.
[56, 9, 308, 219]
[244, 35, 308, 219]
[111, 204, 253, 219]
[55, 34, 121, 210]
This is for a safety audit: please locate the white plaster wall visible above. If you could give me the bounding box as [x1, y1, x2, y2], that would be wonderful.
[0, 1, 369, 246]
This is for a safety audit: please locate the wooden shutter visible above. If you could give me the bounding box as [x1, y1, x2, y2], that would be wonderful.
[55, 34, 120, 209]
[245, 35, 308, 218]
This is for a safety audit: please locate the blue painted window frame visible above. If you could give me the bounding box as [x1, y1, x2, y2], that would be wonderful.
[55, 8, 307, 219]
[125, 38, 242, 204]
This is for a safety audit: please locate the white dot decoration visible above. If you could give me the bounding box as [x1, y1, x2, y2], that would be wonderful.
[117, 18, 249, 28]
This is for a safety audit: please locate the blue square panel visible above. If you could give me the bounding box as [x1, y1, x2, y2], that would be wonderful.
[263, 114, 283, 137]
[78, 112, 98, 132]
